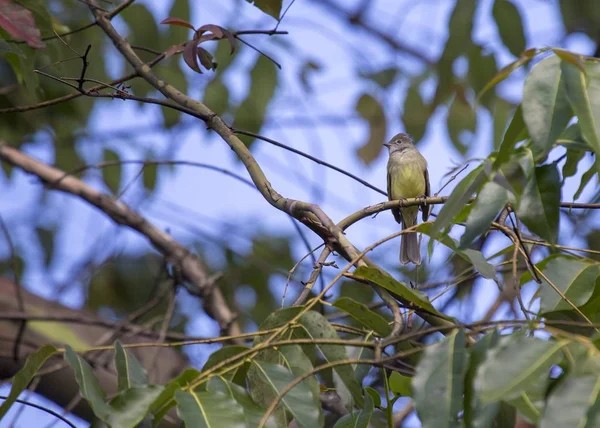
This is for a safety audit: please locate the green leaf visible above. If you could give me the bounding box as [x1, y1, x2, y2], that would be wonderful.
[64, 346, 112, 421]
[574, 160, 598, 200]
[166, 0, 191, 48]
[468, 44, 499, 108]
[114, 340, 148, 393]
[103, 149, 121, 194]
[515, 160, 561, 244]
[36, 227, 54, 266]
[108, 386, 164, 428]
[297, 311, 364, 407]
[492, 98, 516, 150]
[332, 297, 391, 336]
[142, 162, 158, 192]
[248, 361, 322, 428]
[175, 387, 246, 428]
[522, 55, 572, 160]
[534, 255, 600, 313]
[389, 372, 412, 397]
[121, 4, 160, 99]
[541, 375, 600, 428]
[495, 103, 527, 167]
[232, 55, 278, 148]
[364, 386, 381, 407]
[202, 345, 250, 384]
[208, 377, 278, 428]
[474, 335, 566, 403]
[356, 93, 387, 164]
[361, 67, 398, 89]
[562, 147, 586, 181]
[402, 83, 429, 142]
[460, 181, 509, 248]
[0, 345, 57, 419]
[160, 65, 187, 127]
[246, 0, 282, 20]
[464, 332, 503, 428]
[412, 330, 468, 428]
[478, 48, 540, 100]
[203, 78, 230, 115]
[332, 393, 374, 428]
[561, 60, 600, 161]
[492, 0, 526, 57]
[431, 164, 487, 237]
[352, 266, 451, 320]
[447, 93, 476, 154]
[150, 368, 200, 422]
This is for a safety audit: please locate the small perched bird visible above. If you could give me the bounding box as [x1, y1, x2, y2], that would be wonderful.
[384, 133, 430, 265]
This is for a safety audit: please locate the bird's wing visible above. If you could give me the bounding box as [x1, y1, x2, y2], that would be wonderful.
[387, 168, 402, 223]
[422, 167, 430, 222]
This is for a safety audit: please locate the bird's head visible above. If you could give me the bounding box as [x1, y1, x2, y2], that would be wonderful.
[383, 133, 414, 154]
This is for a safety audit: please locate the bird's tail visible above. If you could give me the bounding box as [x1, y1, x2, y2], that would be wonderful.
[400, 209, 420, 265]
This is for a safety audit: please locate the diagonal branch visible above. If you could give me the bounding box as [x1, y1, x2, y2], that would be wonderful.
[0, 144, 241, 339]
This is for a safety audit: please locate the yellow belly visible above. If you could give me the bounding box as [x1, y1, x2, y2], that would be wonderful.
[390, 164, 426, 199]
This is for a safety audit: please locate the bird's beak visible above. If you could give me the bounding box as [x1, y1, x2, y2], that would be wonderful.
[383, 143, 391, 148]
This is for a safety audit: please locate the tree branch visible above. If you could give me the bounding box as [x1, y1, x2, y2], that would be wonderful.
[0, 144, 241, 339]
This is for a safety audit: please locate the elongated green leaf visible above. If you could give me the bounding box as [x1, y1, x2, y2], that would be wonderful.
[203, 78, 230, 116]
[361, 67, 397, 89]
[208, 377, 278, 428]
[352, 266, 450, 320]
[431, 164, 487, 237]
[561, 60, 600, 161]
[492, 0, 526, 58]
[109, 386, 164, 428]
[447, 93, 476, 154]
[541, 375, 600, 428]
[115, 340, 148, 393]
[412, 330, 468, 428]
[332, 393, 374, 428]
[495, 103, 527, 167]
[175, 388, 246, 428]
[356, 93, 387, 164]
[248, 342, 320, 425]
[248, 361, 322, 428]
[464, 332, 503, 428]
[516, 160, 561, 244]
[469, 44, 499, 109]
[474, 335, 566, 402]
[0, 345, 57, 419]
[64, 346, 112, 421]
[402, 83, 430, 142]
[246, 0, 282, 20]
[574, 160, 598, 200]
[478, 48, 540, 100]
[389, 372, 412, 397]
[103, 149, 121, 194]
[297, 311, 363, 407]
[534, 255, 600, 313]
[232, 55, 278, 148]
[333, 297, 391, 336]
[150, 368, 200, 422]
[522, 55, 572, 160]
[121, 4, 159, 99]
[460, 181, 509, 248]
[202, 345, 250, 384]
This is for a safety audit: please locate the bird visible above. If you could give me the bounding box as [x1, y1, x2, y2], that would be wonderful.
[384, 133, 430, 265]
